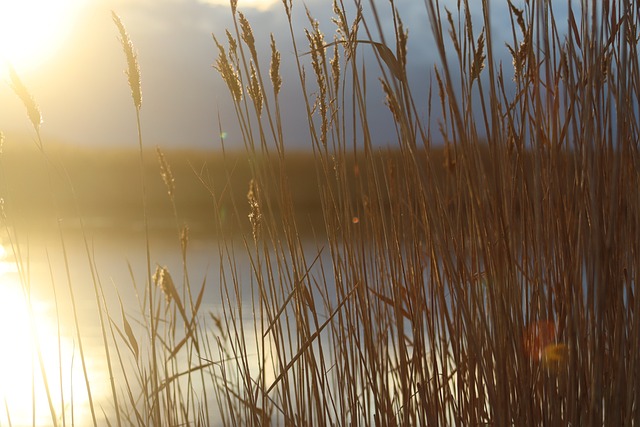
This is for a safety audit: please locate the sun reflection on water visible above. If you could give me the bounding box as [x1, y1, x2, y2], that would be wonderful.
[0, 242, 101, 426]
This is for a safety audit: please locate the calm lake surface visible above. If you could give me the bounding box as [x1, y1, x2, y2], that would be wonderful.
[0, 221, 299, 426]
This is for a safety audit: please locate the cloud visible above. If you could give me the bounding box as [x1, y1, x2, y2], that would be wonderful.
[197, 0, 279, 12]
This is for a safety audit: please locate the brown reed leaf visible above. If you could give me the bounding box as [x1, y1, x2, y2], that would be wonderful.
[368, 287, 412, 320]
[167, 322, 199, 361]
[122, 315, 139, 360]
[266, 283, 357, 395]
[263, 248, 324, 338]
[116, 292, 139, 360]
[568, 8, 581, 49]
[302, 39, 405, 82]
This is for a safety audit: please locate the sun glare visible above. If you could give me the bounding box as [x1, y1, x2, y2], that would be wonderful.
[0, 244, 98, 426]
[0, 0, 85, 74]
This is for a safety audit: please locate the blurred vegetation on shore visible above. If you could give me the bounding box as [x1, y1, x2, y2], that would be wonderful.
[0, 141, 574, 239]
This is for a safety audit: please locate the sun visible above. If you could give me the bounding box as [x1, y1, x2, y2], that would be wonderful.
[0, 244, 100, 426]
[0, 0, 85, 74]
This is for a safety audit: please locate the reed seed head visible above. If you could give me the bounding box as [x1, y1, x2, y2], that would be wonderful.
[247, 61, 263, 116]
[470, 29, 486, 84]
[213, 35, 243, 102]
[381, 79, 401, 123]
[247, 179, 262, 242]
[238, 12, 257, 59]
[180, 226, 189, 254]
[226, 30, 238, 60]
[508, 32, 530, 82]
[156, 147, 175, 200]
[269, 34, 282, 96]
[9, 66, 42, 132]
[305, 16, 329, 145]
[396, 14, 408, 72]
[508, 1, 526, 35]
[282, 0, 292, 19]
[153, 265, 176, 305]
[446, 9, 461, 58]
[112, 11, 142, 110]
[330, 41, 340, 96]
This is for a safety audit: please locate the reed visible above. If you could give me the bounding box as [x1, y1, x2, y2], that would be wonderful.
[0, 0, 637, 425]
[208, 0, 639, 425]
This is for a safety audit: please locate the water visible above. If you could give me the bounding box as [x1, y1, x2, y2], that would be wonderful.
[0, 223, 252, 426]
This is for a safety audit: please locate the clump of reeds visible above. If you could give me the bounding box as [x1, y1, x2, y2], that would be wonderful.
[208, 0, 640, 425]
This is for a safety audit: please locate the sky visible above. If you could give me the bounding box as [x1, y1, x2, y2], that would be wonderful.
[0, 0, 528, 150]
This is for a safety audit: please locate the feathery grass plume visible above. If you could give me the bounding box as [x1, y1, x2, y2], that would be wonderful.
[153, 265, 176, 305]
[507, 37, 530, 82]
[156, 147, 175, 201]
[247, 179, 262, 242]
[238, 12, 257, 59]
[9, 66, 42, 132]
[112, 11, 142, 110]
[445, 9, 461, 58]
[332, 0, 362, 62]
[282, 0, 292, 19]
[247, 61, 263, 116]
[330, 40, 340, 96]
[470, 29, 486, 84]
[305, 14, 329, 145]
[396, 14, 408, 74]
[269, 34, 282, 96]
[180, 226, 189, 255]
[225, 29, 238, 60]
[213, 35, 243, 102]
[506, 4, 530, 84]
[508, 0, 526, 35]
[381, 79, 401, 123]
[230, 0, 237, 15]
